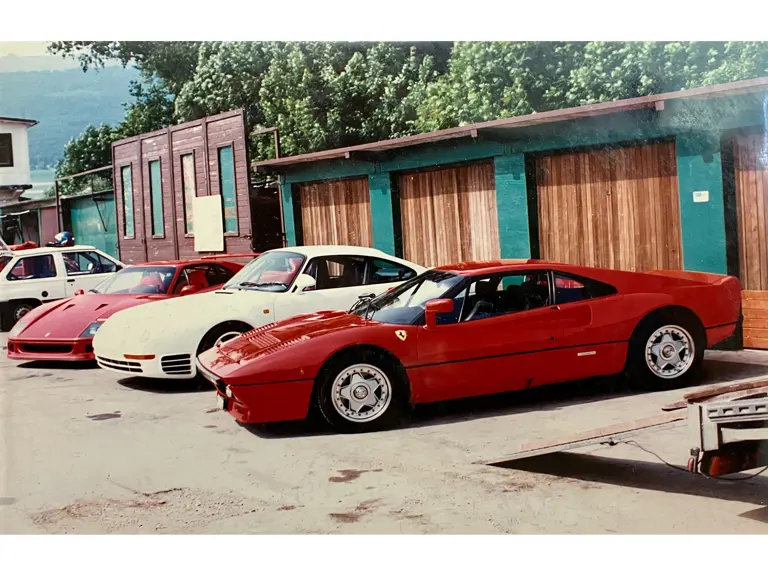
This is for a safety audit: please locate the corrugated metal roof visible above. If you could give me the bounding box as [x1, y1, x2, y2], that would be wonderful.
[253, 77, 768, 171]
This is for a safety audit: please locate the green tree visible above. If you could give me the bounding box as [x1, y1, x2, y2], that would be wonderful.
[51, 124, 117, 196]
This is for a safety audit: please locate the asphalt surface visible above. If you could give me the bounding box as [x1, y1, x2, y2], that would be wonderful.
[2, 334, 768, 534]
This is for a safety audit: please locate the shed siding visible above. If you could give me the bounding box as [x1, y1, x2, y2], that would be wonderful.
[399, 161, 500, 268]
[298, 178, 373, 247]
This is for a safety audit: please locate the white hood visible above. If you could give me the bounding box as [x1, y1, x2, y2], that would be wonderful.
[93, 288, 277, 353]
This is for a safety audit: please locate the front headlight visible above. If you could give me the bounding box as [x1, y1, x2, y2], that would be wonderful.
[79, 321, 104, 338]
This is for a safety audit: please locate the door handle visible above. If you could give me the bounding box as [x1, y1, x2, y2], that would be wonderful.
[67, 279, 75, 283]
[550, 305, 560, 311]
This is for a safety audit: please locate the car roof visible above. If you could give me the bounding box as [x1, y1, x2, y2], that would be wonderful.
[10, 245, 100, 257]
[266, 245, 419, 262]
[433, 259, 570, 276]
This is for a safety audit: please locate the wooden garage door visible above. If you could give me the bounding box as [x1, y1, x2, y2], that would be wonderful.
[298, 178, 373, 247]
[399, 162, 500, 268]
[537, 141, 682, 272]
[734, 132, 768, 349]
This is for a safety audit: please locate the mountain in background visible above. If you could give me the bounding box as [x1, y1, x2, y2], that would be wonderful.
[0, 63, 140, 168]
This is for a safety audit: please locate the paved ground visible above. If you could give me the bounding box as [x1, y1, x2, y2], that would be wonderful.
[2, 334, 768, 534]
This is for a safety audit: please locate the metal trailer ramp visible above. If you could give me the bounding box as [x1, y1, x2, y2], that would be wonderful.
[481, 377, 768, 469]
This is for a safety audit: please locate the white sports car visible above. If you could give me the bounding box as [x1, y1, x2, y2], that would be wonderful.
[93, 245, 426, 380]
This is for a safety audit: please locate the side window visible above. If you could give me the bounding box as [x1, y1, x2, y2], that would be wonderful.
[207, 264, 237, 286]
[553, 273, 617, 304]
[97, 253, 117, 273]
[366, 258, 417, 285]
[6, 255, 57, 281]
[63, 251, 105, 276]
[458, 270, 551, 323]
[304, 256, 366, 291]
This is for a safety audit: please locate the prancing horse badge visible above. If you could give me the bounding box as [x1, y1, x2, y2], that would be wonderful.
[395, 330, 407, 342]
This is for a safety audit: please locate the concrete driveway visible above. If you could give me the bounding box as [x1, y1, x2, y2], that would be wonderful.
[2, 334, 768, 534]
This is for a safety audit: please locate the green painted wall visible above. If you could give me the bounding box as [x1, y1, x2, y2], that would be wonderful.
[280, 178, 297, 246]
[493, 154, 531, 259]
[675, 132, 728, 274]
[368, 172, 396, 255]
[68, 194, 118, 259]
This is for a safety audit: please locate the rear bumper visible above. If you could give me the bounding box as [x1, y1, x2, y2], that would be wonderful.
[7, 337, 95, 361]
[706, 321, 739, 348]
[197, 362, 314, 424]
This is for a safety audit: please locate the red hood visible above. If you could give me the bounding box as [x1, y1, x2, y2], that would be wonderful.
[16, 293, 170, 340]
[201, 310, 368, 370]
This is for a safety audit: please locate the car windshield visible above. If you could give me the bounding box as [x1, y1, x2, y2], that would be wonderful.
[91, 266, 177, 294]
[351, 269, 464, 325]
[223, 250, 306, 292]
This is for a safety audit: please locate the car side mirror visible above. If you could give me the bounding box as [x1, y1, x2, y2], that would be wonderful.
[180, 285, 200, 296]
[425, 298, 454, 329]
[294, 273, 316, 293]
[74, 289, 85, 296]
[115, 264, 123, 272]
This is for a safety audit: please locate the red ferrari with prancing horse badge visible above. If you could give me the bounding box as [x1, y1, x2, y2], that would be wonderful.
[7, 258, 245, 362]
[196, 260, 742, 434]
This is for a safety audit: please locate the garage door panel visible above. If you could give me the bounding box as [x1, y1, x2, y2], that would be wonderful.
[537, 141, 682, 273]
[399, 162, 500, 268]
[299, 178, 373, 247]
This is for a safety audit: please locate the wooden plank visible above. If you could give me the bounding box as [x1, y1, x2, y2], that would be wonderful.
[482, 412, 685, 465]
[662, 382, 768, 412]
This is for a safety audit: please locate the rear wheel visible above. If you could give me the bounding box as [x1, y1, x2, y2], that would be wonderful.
[626, 309, 705, 391]
[0, 300, 40, 332]
[315, 350, 408, 433]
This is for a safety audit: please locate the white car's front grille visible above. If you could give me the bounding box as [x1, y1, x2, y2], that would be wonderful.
[161, 354, 192, 375]
[96, 356, 143, 373]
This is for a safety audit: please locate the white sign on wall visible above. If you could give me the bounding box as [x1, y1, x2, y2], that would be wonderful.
[193, 195, 224, 252]
[693, 190, 710, 203]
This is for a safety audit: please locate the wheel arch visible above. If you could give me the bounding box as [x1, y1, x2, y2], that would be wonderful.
[313, 343, 412, 401]
[196, 320, 254, 354]
[630, 304, 706, 343]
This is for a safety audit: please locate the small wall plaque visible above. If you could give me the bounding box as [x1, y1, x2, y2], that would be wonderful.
[693, 190, 709, 203]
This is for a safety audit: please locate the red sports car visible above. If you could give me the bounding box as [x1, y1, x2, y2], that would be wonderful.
[7, 258, 244, 362]
[196, 260, 742, 433]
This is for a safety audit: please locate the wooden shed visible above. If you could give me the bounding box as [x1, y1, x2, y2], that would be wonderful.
[255, 78, 768, 350]
[111, 110, 253, 264]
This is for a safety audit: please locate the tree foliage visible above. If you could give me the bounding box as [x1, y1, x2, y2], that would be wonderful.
[47, 40, 768, 186]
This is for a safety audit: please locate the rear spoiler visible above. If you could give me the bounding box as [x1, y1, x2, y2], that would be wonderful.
[200, 253, 261, 261]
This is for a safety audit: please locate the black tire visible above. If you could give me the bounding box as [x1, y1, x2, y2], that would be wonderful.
[625, 308, 706, 392]
[315, 349, 409, 434]
[1, 300, 40, 332]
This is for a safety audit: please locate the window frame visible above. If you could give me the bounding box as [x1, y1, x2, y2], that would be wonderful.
[6, 254, 58, 282]
[363, 257, 418, 286]
[63, 250, 106, 277]
[0, 133, 14, 168]
[550, 270, 618, 305]
[302, 254, 367, 292]
[148, 158, 165, 239]
[217, 143, 239, 236]
[120, 165, 135, 239]
[180, 151, 197, 236]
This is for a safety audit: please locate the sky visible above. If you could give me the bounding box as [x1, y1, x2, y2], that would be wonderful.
[0, 41, 50, 58]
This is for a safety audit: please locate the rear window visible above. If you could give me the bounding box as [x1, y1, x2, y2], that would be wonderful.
[0, 255, 11, 272]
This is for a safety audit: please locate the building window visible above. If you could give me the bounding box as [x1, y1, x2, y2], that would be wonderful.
[181, 153, 196, 234]
[217, 145, 238, 234]
[149, 159, 164, 237]
[0, 133, 13, 167]
[120, 166, 134, 238]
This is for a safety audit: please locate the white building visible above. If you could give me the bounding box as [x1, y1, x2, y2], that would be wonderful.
[0, 116, 38, 206]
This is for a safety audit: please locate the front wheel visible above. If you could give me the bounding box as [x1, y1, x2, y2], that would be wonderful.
[316, 351, 408, 433]
[626, 311, 705, 391]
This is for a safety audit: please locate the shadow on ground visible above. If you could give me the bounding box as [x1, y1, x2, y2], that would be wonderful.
[491, 452, 768, 517]
[243, 358, 768, 439]
[17, 360, 97, 371]
[118, 377, 213, 395]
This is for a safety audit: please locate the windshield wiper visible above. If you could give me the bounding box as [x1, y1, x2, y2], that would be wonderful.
[350, 293, 377, 320]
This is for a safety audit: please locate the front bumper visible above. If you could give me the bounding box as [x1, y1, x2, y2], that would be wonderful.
[7, 337, 95, 361]
[197, 360, 314, 424]
[95, 343, 197, 379]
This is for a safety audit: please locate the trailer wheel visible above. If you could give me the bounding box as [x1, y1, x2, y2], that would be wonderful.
[625, 308, 705, 391]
